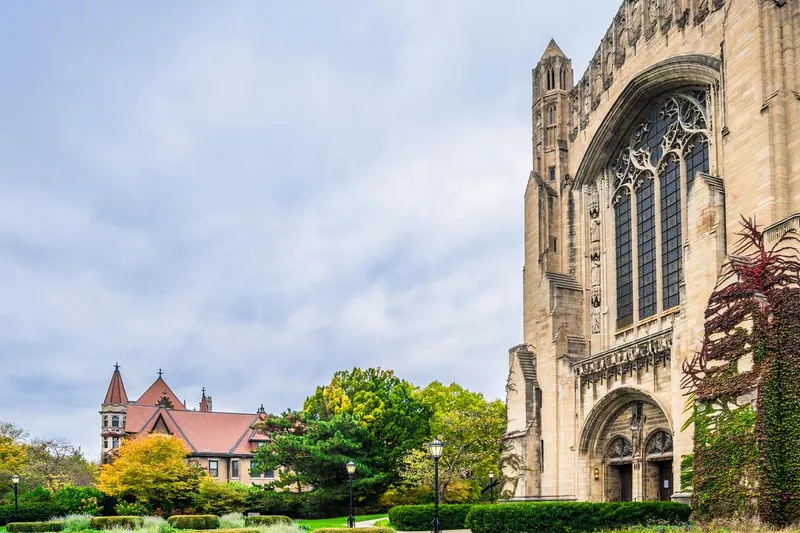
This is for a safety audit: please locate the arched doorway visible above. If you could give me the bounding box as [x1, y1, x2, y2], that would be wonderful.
[644, 430, 674, 501]
[606, 436, 633, 501]
[578, 387, 673, 502]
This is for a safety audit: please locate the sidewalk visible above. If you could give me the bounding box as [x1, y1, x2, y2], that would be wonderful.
[354, 518, 470, 532]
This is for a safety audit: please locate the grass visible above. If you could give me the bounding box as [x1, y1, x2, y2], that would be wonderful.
[296, 513, 387, 531]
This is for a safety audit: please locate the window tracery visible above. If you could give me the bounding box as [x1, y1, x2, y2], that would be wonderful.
[646, 430, 674, 456]
[608, 436, 633, 459]
[607, 89, 710, 327]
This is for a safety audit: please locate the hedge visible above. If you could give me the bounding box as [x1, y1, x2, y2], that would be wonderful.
[389, 504, 474, 531]
[89, 516, 144, 530]
[315, 529, 393, 533]
[0, 503, 60, 526]
[6, 522, 64, 532]
[185, 530, 261, 533]
[244, 515, 292, 527]
[463, 501, 692, 533]
[166, 515, 220, 530]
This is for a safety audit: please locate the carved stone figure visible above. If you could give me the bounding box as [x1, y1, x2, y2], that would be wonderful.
[629, 402, 647, 455]
[591, 305, 601, 334]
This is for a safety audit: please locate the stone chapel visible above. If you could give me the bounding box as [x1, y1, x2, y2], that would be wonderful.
[502, 0, 800, 503]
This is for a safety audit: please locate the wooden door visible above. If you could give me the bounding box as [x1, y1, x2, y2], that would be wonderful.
[659, 461, 673, 501]
[619, 464, 632, 501]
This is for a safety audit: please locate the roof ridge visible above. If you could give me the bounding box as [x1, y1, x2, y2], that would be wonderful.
[164, 409, 198, 453]
[228, 414, 261, 454]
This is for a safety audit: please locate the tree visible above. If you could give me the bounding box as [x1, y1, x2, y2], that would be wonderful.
[404, 382, 506, 502]
[97, 434, 206, 513]
[303, 368, 431, 485]
[23, 438, 97, 492]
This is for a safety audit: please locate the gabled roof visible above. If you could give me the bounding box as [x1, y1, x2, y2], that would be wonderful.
[103, 364, 129, 404]
[136, 377, 186, 410]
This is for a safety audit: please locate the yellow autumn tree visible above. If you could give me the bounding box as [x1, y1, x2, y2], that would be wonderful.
[0, 436, 27, 493]
[97, 434, 206, 512]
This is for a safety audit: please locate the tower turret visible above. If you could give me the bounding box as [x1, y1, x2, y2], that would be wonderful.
[100, 363, 129, 462]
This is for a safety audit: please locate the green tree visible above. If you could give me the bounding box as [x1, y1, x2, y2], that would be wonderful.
[405, 381, 506, 502]
[303, 367, 431, 483]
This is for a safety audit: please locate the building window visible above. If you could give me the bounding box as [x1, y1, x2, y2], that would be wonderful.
[540, 440, 545, 472]
[112, 437, 119, 449]
[549, 166, 556, 182]
[264, 470, 275, 479]
[686, 135, 709, 189]
[637, 175, 657, 320]
[122, 416, 126, 429]
[231, 460, 239, 479]
[103, 416, 108, 428]
[609, 90, 710, 327]
[546, 68, 555, 90]
[250, 460, 263, 478]
[548, 105, 555, 125]
[104, 438, 109, 449]
[560, 68, 566, 89]
[112, 415, 120, 428]
[208, 460, 219, 478]
[661, 155, 682, 310]
[615, 192, 633, 329]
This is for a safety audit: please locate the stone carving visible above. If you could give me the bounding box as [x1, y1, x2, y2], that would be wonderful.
[610, 90, 710, 205]
[614, 6, 628, 67]
[592, 52, 603, 110]
[645, 0, 659, 40]
[587, 183, 602, 334]
[591, 306, 602, 335]
[695, 0, 709, 24]
[629, 401, 647, 455]
[647, 430, 674, 455]
[629, 0, 643, 46]
[573, 328, 672, 387]
[608, 436, 633, 459]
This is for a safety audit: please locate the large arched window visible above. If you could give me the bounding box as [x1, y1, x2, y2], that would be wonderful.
[610, 90, 710, 329]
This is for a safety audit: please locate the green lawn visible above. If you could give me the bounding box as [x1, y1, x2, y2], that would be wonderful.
[297, 513, 387, 531]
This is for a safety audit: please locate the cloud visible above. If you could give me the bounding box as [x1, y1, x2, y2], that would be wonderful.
[0, 0, 618, 459]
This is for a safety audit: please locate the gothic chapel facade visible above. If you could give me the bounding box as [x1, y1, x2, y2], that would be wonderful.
[503, 0, 800, 503]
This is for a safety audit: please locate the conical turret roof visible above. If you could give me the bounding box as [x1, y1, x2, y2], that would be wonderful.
[103, 363, 129, 404]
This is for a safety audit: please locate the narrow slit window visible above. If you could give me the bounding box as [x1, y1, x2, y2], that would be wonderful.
[615, 192, 634, 329]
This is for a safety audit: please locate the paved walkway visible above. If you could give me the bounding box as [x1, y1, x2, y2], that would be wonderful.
[354, 517, 470, 532]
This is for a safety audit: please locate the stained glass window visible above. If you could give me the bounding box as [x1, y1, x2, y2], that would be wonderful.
[616, 192, 633, 329]
[637, 175, 657, 319]
[661, 155, 682, 310]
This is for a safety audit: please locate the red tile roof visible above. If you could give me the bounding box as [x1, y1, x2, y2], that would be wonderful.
[136, 377, 186, 410]
[103, 365, 129, 404]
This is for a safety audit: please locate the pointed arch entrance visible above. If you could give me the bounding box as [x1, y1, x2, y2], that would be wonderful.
[577, 387, 673, 502]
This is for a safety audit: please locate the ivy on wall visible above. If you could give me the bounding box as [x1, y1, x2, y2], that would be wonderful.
[682, 218, 800, 525]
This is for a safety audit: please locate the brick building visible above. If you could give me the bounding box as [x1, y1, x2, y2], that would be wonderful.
[502, 0, 800, 503]
[100, 365, 276, 485]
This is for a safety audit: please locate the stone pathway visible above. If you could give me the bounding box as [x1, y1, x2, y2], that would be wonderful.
[354, 518, 470, 532]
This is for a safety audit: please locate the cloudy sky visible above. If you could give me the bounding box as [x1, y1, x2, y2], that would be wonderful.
[0, 1, 616, 459]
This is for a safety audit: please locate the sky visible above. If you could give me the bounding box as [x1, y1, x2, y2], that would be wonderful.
[0, 0, 618, 460]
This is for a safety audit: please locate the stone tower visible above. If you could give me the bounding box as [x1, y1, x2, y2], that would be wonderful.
[100, 363, 129, 462]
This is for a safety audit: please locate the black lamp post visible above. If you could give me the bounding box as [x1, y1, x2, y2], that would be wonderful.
[346, 461, 356, 528]
[489, 471, 495, 504]
[12, 474, 20, 520]
[428, 438, 444, 533]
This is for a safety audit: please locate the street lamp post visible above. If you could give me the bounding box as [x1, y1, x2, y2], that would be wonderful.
[428, 438, 444, 533]
[346, 461, 356, 528]
[12, 474, 20, 521]
[489, 471, 495, 504]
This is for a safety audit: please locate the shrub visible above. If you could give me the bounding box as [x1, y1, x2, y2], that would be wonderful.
[246, 490, 305, 519]
[140, 516, 172, 533]
[114, 501, 150, 517]
[166, 514, 220, 530]
[52, 487, 104, 516]
[244, 515, 292, 527]
[58, 514, 92, 532]
[6, 522, 64, 532]
[184, 530, 259, 533]
[0, 503, 60, 526]
[389, 504, 473, 531]
[219, 512, 246, 529]
[195, 479, 249, 515]
[378, 486, 433, 509]
[89, 516, 145, 530]
[463, 501, 692, 533]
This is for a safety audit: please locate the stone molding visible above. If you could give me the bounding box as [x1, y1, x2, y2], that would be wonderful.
[764, 213, 800, 242]
[573, 328, 672, 388]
